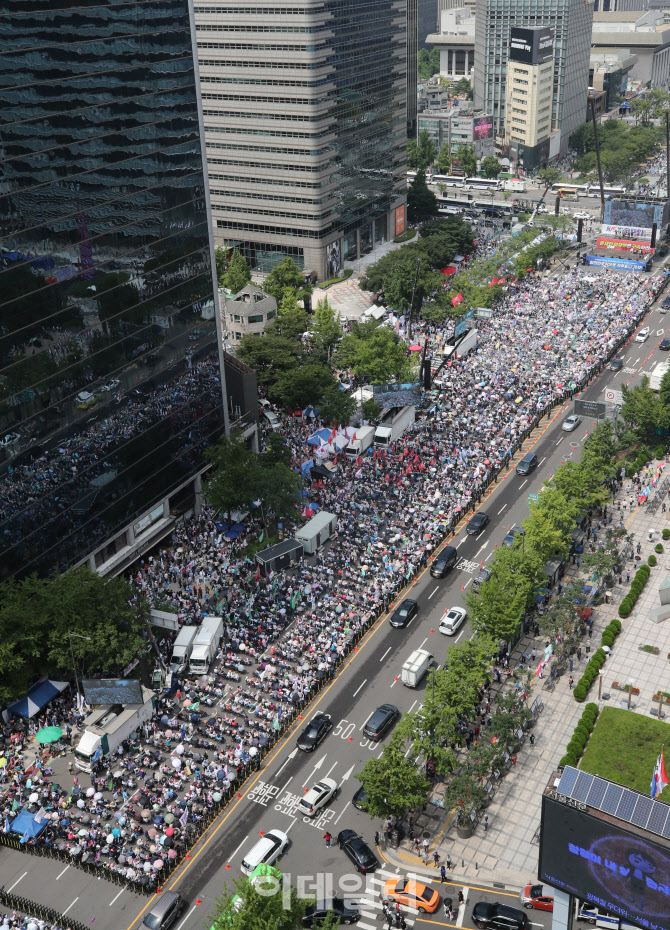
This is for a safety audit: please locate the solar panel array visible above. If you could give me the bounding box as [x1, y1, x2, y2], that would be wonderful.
[556, 766, 670, 842]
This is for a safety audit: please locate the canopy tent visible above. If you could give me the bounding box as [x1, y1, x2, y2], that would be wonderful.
[7, 678, 69, 719]
[10, 810, 48, 840]
[306, 427, 331, 447]
[441, 266, 457, 276]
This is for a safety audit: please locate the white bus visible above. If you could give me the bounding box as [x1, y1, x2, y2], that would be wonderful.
[592, 184, 626, 199]
[432, 174, 466, 187]
[407, 170, 417, 182]
[466, 177, 501, 190]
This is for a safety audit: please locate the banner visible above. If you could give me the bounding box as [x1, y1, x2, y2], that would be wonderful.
[394, 205, 405, 237]
[601, 223, 651, 240]
[584, 255, 647, 271]
[597, 235, 653, 253]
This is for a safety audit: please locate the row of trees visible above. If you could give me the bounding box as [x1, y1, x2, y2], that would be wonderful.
[569, 119, 662, 184]
[0, 568, 148, 706]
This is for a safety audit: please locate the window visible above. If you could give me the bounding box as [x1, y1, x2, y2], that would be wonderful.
[247, 314, 264, 323]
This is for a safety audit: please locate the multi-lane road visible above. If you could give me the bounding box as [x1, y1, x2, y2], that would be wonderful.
[2, 267, 669, 930]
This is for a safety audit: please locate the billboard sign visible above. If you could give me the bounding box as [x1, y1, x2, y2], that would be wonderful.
[603, 199, 665, 233]
[585, 255, 648, 272]
[472, 115, 494, 142]
[326, 239, 341, 277]
[596, 236, 654, 254]
[540, 793, 670, 930]
[601, 223, 651, 241]
[509, 26, 554, 66]
[372, 381, 421, 412]
[574, 400, 607, 418]
[395, 205, 406, 237]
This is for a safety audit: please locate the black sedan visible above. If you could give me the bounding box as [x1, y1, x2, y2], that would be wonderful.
[609, 357, 623, 371]
[352, 784, 368, 811]
[302, 899, 361, 926]
[389, 598, 418, 629]
[661, 338, 670, 351]
[363, 704, 400, 741]
[337, 830, 379, 873]
[466, 512, 490, 535]
[297, 713, 332, 752]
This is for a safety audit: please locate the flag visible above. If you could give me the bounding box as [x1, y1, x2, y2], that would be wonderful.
[660, 747, 669, 788]
[651, 767, 659, 799]
[652, 748, 669, 798]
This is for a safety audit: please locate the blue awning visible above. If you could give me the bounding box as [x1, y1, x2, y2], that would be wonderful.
[10, 810, 49, 839]
[7, 677, 69, 719]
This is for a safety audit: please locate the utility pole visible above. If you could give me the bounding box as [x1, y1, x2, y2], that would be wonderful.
[407, 256, 421, 340]
[589, 95, 605, 225]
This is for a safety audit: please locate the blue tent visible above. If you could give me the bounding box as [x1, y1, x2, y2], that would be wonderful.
[306, 428, 331, 447]
[10, 810, 48, 840]
[7, 678, 69, 719]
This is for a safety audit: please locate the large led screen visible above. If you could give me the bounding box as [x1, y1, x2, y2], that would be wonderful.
[540, 794, 670, 930]
[603, 200, 664, 232]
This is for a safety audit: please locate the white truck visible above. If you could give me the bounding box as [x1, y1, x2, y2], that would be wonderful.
[170, 625, 198, 676]
[503, 179, 526, 193]
[400, 648, 433, 688]
[373, 405, 415, 447]
[345, 425, 376, 458]
[189, 615, 224, 675]
[649, 360, 670, 392]
[74, 687, 155, 773]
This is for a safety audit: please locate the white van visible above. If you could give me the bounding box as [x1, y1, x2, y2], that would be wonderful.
[240, 829, 288, 875]
[262, 409, 281, 431]
[577, 904, 638, 929]
[400, 648, 433, 688]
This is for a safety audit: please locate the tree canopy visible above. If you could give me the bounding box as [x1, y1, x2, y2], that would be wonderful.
[223, 249, 252, 294]
[355, 733, 431, 819]
[263, 257, 312, 305]
[481, 156, 501, 179]
[335, 320, 414, 384]
[407, 169, 438, 223]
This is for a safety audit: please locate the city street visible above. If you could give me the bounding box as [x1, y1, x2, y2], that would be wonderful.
[3, 266, 669, 930]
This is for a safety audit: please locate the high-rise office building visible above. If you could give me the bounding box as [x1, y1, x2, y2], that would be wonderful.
[504, 27, 555, 171]
[408, 0, 419, 136]
[418, 0, 439, 48]
[0, 0, 227, 580]
[194, 1, 408, 278]
[474, 0, 594, 152]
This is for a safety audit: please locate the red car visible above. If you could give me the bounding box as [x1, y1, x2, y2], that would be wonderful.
[519, 883, 554, 912]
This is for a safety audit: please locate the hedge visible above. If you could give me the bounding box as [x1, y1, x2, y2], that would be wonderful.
[574, 645, 609, 702]
[649, 555, 657, 566]
[663, 529, 670, 541]
[619, 564, 651, 618]
[560, 703, 600, 765]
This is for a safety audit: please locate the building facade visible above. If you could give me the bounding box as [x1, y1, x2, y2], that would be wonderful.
[408, 0, 419, 136]
[194, 1, 408, 279]
[504, 27, 555, 171]
[0, 0, 226, 579]
[591, 11, 670, 88]
[418, 108, 495, 158]
[426, 7, 476, 79]
[474, 0, 594, 153]
[224, 286, 278, 343]
[418, 0, 439, 48]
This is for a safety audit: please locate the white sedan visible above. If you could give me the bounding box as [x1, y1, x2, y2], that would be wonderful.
[298, 777, 338, 817]
[561, 414, 581, 432]
[439, 606, 467, 636]
[636, 327, 650, 342]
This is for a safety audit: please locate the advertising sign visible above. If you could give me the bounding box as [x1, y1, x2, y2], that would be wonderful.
[601, 223, 651, 241]
[472, 115, 494, 142]
[596, 237, 654, 254]
[326, 239, 341, 277]
[574, 400, 607, 418]
[585, 255, 648, 272]
[603, 200, 664, 233]
[540, 794, 670, 930]
[509, 26, 554, 66]
[395, 205, 405, 237]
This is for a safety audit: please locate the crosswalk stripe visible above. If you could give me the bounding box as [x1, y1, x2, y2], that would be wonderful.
[360, 911, 378, 920]
[357, 922, 378, 930]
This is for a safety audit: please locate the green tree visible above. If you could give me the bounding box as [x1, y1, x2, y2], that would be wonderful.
[417, 48, 441, 81]
[415, 129, 437, 172]
[407, 169, 438, 223]
[464, 546, 534, 642]
[659, 369, 670, 410]
[407, 139, 418, 171]
[223, 249, 251, 294]
[214, 246, 227, 285]
[317, 380, 357, 424]
[274, 289, 310, 340]
[437, 142, 453, 174]
[237, 333, 303, 393]
[442, 768, 489, 827]
[263, 257, 312, 305]
[455, 144, 477, 177]
[205, 432, 260, 520]
[481, 156, 501, 179]
[254, 436, 301, 531]
[361, 397, 383, 421]
[537, 167, 561, 188]
[312, 297, 342, 360]
[451, 77, 473, 99]
[355, 734, 430, 819]
[210, 872, 311, 930]
[336, 321, 413, 384]
[620, 376, 670, 445]
[523, 487, 577, 563]
[271, 362, 334, 409]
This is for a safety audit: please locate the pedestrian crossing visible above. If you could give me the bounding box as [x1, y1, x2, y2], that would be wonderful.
[349, 869, 423, 930]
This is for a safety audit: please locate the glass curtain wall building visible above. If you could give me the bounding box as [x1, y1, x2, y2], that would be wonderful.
[195, 0, 408, 278]
[473, 0, 594, 152]
[0, 0, 226, 580]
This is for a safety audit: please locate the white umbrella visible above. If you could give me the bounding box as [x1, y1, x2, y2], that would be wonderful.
[171, 756, 181, 770]
[86, 787, 95, 797]
[176, 744, 184, 755]
[94, 791, 103, 800]
[29, 792, 39, 804]
[77, 799, 85, 809]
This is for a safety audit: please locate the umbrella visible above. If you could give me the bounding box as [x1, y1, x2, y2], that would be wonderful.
[409, 344, 422, 351]
[153, 859, 164, 869]
[112, 828, 121, 837]
[0, 758, 7, 768]
[36, 726, 62, 744]
[86, 787, 95, 798]
[163, 813, 175, 824]
[168, 848, 177, 859]
[212, 791, 222, 803]
[165, 826, 174, 836]
[29, 792, 39, 804]
[77, 799, 86, 809]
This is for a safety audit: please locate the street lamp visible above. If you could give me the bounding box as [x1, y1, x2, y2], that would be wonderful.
[68, 630, 92, 702]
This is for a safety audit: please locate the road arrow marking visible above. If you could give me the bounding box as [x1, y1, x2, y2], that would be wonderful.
[303, 753, 326, 787]
[276, 747, 298, 778]
[340, 764, 355, 785]
[475, 541, 489, 556]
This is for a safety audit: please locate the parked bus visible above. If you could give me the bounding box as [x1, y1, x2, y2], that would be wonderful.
[437, 197, 471, 212]
[551, 183, 589, 197]
[466, 177, 501, 190]
[406, 170, 417, 182]
[432, 174, 466, 187]
[474, 200, 516, 215]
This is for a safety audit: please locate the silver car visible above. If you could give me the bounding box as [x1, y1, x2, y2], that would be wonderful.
[561, 414, 581, 432]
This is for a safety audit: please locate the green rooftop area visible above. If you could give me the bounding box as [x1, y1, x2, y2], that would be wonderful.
[580, 706, 670, 803]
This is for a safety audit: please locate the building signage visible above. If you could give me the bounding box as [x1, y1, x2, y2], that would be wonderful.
[584, 255, 648, 272]
[395, 204, 405, 237]
[472, 115, 494, 141]
[509, 26, 554, 66]
[596, 236, 654, 254]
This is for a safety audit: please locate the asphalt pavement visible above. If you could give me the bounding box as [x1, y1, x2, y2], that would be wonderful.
[3, 266, 670, 930]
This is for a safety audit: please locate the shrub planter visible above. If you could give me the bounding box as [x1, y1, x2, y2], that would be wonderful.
[619, 565, 651, 618]
[456, 821, 474, 839]
[611, 682, 640, 694]
[639, 644, 660, 655]
[655, 543, 665, 554]
[652, 692, 670, 703]
[663, 528, 670, 541]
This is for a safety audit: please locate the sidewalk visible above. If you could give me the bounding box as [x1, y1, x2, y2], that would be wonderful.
[381, 461, 670, 891]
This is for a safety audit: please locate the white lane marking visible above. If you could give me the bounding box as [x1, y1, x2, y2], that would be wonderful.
[497, 504, 507, 514]
[556, 437, 563, 445]
[634, 356, 640, 366]
[325, 761, 338, 778]
[519, 479, 527, 488]
[409, 700, 418, 713]
[56, 865, 70, 880]
[335, 801, 351, 825]
[463, 578, 473, 590]
[7, 873, 27, 893]
[453, 629, 465, 644]
[63, 898, 79, 916]
[228, 834, 249, 863]
[353, 679, 367, 697]
[428, 585, 439, 600]
[475, 541, 489, 555]
[539, 456, 546, 465]
[379, 647, 391, 663]
[285, 815, 298, 833]
[280, 776, 293, 794]
[485, 552, 494, 561]
[419, 637, 428, 650]
[390, 678, 397, 688]
[110, 889, 124, 906]
[456, 886, 469, 926]
[176, 906, 197, 930]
